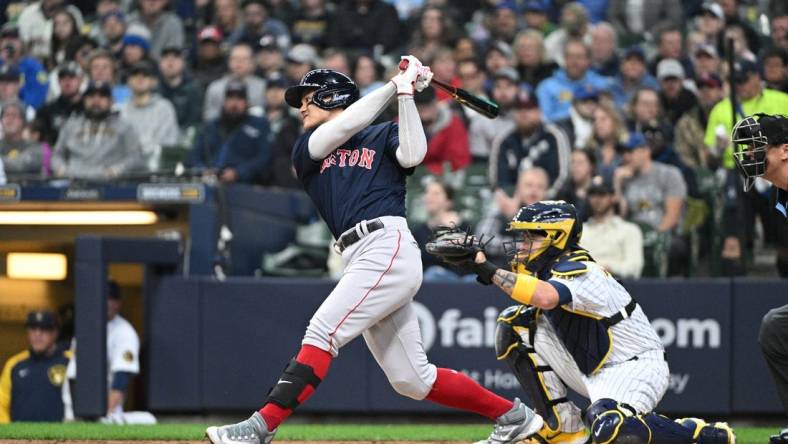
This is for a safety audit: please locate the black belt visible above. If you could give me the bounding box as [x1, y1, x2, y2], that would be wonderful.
[335, 219, 385, 253]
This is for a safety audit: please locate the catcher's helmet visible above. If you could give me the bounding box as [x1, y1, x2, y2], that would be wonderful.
[505, 200, 582, 274]
[285, 69, 359, 110]
[731, 114, 788, 191]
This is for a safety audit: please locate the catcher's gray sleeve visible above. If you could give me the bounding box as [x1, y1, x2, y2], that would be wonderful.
[395, 96, 427, 168]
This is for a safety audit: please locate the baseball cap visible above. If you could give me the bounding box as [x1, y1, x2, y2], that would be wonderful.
[656, 58, 685, 80]
[760, 115, 788, 145]
[101, 10, 125, 24]
[265, 72, 288, 89]
[524, 0, 548, 13]
[0, 65, 20, 82]
[493, 66, 520, 84]
[286, 44, 318, 66]
[58, 61, 83, 77]
[622, 132, 649, 150]
[572, 84, 599, 101]
[257, 32, 280, 52]
[0, 23, 19, 39]
[26, 310, 59, 330]
[129, 60, 155, 77]
[732, 59, 759, 84]
[107, 280, 121, 299]
[514, 90, 539, 109]
[84, 80, 113, 97]
[587, 177, 613, 195]
[700, 2, 724, 20]
[225, 80, 248, 98]
[160, 45, 185, 57]
[622, 45, 646, 62]
[695, 73, 722, 89]
[197, 26, 223, 43]
[496, 0, 519, 13]
[694, 43, 718, 59]
[122, 33, 150, 52]
[487, 40, 513, 59]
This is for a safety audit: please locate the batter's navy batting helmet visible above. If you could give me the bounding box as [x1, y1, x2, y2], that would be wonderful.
[505, 200, 582, 274]
[285, 69, 359, 110]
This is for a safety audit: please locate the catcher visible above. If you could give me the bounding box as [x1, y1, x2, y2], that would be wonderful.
[427, 201, 735, 444]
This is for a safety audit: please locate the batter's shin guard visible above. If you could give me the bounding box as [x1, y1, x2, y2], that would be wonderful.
[266, 359, 323, 409]
[496, 306, 584, 441]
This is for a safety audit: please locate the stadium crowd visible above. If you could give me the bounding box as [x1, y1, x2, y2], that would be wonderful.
[0, 0, 785, 278]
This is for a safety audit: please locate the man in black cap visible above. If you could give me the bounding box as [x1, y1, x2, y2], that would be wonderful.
[187, 80, 271, 183]
[468, 67, 518, 162]
[158, 46, 203, 134]
[262, 73, 300, 188]
[581, 179, 644, 279]
[0, 310, 70, 423]
[34, 62, 85, 146]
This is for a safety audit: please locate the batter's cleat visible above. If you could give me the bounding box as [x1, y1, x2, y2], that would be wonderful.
[205, 412, 276, 444]
[475, 398, 545, 444]
[677, 418, 736, 444]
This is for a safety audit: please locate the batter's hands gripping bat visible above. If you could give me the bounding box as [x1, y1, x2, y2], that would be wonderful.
[399, 59, 500, 119]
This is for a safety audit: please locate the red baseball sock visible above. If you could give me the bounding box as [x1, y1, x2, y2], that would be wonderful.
[259, 345, 332, 431]
[426, 368, 513, 420]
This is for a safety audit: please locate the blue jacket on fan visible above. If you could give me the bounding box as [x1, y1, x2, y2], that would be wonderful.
[535, 69, 610, 122]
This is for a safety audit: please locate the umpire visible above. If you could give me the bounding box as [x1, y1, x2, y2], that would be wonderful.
[732, 114, 788, 443]
[0, 310, 70, 423]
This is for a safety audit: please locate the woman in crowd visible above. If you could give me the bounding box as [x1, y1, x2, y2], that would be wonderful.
[585, 100, 627, 185]
[557, 149, 597, 221]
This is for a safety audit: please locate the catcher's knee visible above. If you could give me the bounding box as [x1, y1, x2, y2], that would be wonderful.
[585, 399, 649, 444]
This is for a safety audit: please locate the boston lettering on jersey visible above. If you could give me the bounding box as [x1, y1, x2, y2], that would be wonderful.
[292, 121, 412, 239]
[319, 147, 376, 173]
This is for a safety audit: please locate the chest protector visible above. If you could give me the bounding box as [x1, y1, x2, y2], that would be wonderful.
[539, 251, 637, 375]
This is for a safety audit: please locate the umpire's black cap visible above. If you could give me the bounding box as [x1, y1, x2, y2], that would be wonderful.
[760, 115, 788, 145]
[26, 310, 59, 329]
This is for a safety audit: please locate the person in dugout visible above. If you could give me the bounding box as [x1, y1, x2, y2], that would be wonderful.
[0, 310, 70, 423]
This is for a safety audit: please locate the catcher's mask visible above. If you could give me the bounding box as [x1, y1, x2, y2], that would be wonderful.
[504, 201, 581, 275]
[732, 114, 788, 191]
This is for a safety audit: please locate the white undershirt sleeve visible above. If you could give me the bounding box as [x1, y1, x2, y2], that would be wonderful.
[395, 95, 428, 168]
[307, 82, 397, 160]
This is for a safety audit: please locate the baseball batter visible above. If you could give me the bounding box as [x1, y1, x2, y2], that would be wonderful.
[206, 56, 543, 444]
[432, 201, 736, 444]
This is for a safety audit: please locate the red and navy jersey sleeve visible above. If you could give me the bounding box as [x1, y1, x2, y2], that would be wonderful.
[291, 129, 319, 180]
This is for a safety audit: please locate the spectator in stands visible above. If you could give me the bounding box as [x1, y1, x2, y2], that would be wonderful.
[536, 38, 609, 122]
[476, 166, 549, 262]
[763, 48, 788, 93]
[484, 41, 515, 76]
[429, 48, 461, 103]
[457, 58, 487, 100]
[0, 101, 45, 179]
[353, 54, 384, 97]
[489, 2, 521, 46]
[72, 36, 98, 73]
[690, 43, 721, 79]
[35, 62, 84, 146]
[491, 91, 571, 197]
[158, 46, 202, 134]
[770, 13, 788, 52]
[649, 28, 693, 79]
[412, 180, 470, 281]
[607, 0, 682, 46]
[204, 43, 265, 122]
[657, 59, 697, 125]
[262, 74, 300, 188]
[326, 0, 400, 53]
[128, 0, 185, 60]
[415, 86, 470, 175]
[254, 33, 286, 79]
[720, 0, 760, 55]
[322, 48, 351, 76]
[284, 43, 318, 85]
[692, 2, 725, 50]
[725, 24, 757, 63]
[556, 84, 599, 150]
[188, 81, 270, 183]
[609, 46, 659, 109]
[0, 310, 70, 423]
[47, 8, 82, 70]
[87, 49, 131, 105]
[118, 30, 153, 82]
[290, 0, 333, 50]
[627, 87, 667, 137]
[193, 26, 227, 90]
[120, 61, 178, 172]
[213, 0, 242, 38]
[581, 180, 644, 279]
[0, 67, 35, 120]
[513, 30, 557, 88]
[98, 10, 127, 59]
[17, 0, 84, 61]
[52, 81, 143, 179]
[522, 1, 556, 37]
[674, 73, 723, 169]
[544, 2, 592, 67]
[585, 100, 626, 184]
[557, 149, 597, 221]
[0, 24, 49, 110]
[408, 6, 458, 62]
[614, 132, 686, 234]
[228, 0, 290, 50]
[589, 22, 619, 77]
[468, 67, 517, 163]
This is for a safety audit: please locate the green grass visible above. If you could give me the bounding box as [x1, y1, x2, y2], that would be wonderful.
[0, 422, 776, 443]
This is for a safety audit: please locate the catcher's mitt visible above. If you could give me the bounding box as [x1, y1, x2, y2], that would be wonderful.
[425, 225, 490, 264]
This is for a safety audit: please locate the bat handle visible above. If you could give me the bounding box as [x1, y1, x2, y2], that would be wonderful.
[398, 59, 409, 71]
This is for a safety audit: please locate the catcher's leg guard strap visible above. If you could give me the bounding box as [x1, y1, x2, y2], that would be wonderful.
[495, 306, 567, 432]
[586, 399, 697, 444]
[266, 359, 323, 409]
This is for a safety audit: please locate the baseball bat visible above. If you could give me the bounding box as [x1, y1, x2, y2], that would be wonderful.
[399, 60, 500, 119]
